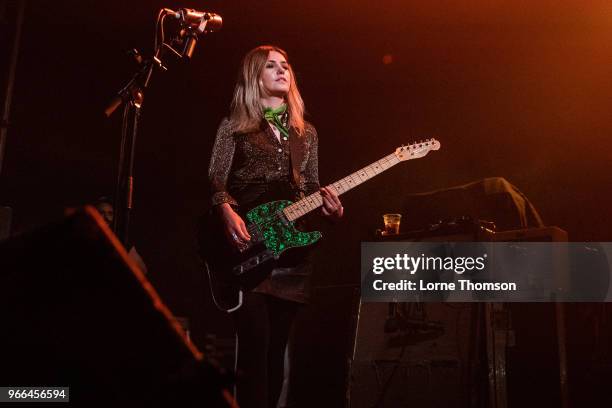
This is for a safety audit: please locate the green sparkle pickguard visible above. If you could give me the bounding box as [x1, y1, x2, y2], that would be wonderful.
[245, 200, 322, 258]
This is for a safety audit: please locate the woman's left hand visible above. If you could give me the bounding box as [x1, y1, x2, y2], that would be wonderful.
[320, 186, 344, 220]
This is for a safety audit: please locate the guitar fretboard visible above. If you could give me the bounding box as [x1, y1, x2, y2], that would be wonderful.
[283, 152, 401, 222]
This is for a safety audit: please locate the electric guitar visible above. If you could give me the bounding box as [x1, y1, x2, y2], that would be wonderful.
[199, 139, 441, 311]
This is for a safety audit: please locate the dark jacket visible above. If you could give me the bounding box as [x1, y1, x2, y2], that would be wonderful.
[207, 118, 321, 303]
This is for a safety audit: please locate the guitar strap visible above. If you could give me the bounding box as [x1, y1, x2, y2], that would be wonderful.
[288, 128, 305, 198]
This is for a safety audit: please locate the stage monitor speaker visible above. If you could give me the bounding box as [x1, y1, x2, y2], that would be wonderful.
[0, 206, 235, 407]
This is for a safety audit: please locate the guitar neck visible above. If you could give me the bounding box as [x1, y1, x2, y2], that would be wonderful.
[283, 152, 401, 222]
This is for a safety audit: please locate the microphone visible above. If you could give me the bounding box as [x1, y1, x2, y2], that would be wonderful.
[171, 8, 222, 58]
[174, 9, 223, 34]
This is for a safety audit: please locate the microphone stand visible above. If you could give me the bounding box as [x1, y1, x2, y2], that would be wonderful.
[104, 8, 221, 247]
[104, 51, 166, 247]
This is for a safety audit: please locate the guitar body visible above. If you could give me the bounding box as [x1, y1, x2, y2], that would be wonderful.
[198, 200, 322, 311]
[245, 200, 322, 256]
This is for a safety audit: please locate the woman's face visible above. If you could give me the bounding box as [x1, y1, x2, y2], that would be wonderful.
[260, 50, 291, 97]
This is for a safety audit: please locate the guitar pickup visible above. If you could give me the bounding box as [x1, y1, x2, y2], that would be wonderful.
[233, 250, 274, 275]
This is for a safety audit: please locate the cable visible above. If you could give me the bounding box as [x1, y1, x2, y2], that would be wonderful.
[154, 8, 183, 58]
[371, 342, 409, 408]
[203, 260, 243, 313]
[154, 9, 166, 52]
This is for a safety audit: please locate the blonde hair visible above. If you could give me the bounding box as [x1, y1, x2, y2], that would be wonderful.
[229, 45, 305, 135]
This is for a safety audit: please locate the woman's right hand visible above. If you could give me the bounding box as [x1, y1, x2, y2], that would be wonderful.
[217, 203, 251, 249]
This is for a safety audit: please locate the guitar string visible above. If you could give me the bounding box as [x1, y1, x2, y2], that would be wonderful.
[283, 153, 402, 220]
[241, 143, 433, 252]
[246, 144, 429, 241]
[256, 153, 401, 231]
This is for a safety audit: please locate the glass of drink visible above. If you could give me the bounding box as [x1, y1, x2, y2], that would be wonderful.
[383, 213, 402, 235]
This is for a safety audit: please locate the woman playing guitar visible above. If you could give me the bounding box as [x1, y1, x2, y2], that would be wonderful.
[207, 45, 343, 408]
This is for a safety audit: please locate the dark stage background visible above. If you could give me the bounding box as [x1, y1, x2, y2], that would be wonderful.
[2, 0, 612, 405]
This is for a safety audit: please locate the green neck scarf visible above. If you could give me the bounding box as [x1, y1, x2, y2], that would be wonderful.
[263, 104, 289, 138]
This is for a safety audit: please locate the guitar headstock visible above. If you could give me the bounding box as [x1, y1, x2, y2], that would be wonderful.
[394, 138, 441, 161]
